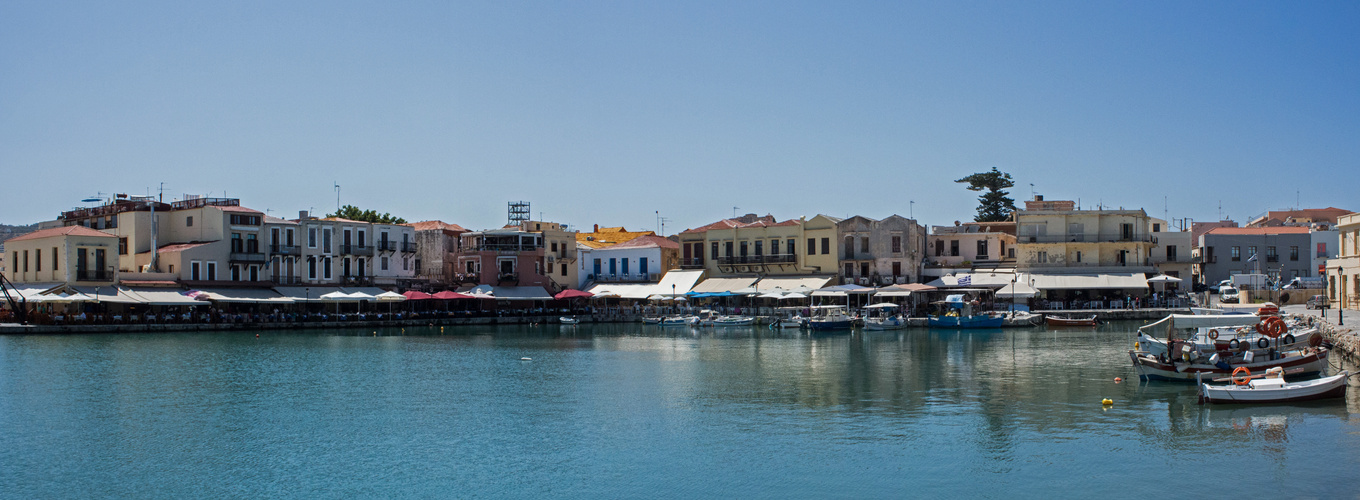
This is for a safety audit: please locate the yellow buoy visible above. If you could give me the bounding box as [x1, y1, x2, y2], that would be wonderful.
[1102, 398, 1113, 405]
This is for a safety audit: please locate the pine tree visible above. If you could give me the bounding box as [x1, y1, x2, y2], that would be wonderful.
[955, 167, 1017, 222]
[327, 205, 407, 224]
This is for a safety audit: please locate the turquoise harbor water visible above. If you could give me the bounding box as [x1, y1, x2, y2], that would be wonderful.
[3, 323, 1360, 498]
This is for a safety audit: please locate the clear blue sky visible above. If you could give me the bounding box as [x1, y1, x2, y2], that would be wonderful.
[2, 1, 1356, 232]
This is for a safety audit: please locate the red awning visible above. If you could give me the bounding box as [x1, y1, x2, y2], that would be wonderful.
[403, 291, 435, 300]
[553, 289, 594, 300]
[432, 291, 474, 300]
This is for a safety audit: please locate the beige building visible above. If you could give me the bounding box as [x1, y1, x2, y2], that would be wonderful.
[1014, 197, 1155, 273]
[677, 213, 839, 279]
[1148, 217, 1192, 281]
[4, 226, 120, 285]
[1326, 212, 1360, 311]
[837, 215, 928, 285]
[924, 221, 1016, 279]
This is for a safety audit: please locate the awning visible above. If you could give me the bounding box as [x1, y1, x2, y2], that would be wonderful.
[3, 283, 61, 302]
[490, 286, 553, 301]
[995, 282, 1038, 299]
[342, 287, 388, 297]
[124, 287, 201, 306]
[554, 289, 593, 300]
[1030, 273, 1149, 290]
[71, 286, 143, 304]
[375, 291, 407, 301]
[196, 287, 294, 303]
[403, 291, 435, 300]
[926, 272, 1017, 288]
[275, 286, 344, 303]
[873, 284, 932, 298]
[688, 277, 759, 294]
[754, 276, 833, 292]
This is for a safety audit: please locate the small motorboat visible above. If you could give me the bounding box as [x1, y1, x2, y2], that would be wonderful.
[862, 303, 906, 330]
[641, 317, 662, 325]
[712, 315, 755, 326]
[661, 316, 696, 326]
[1046, 315, 1097, 327]
[808, 306, 853, 330]
[1199, 368, 1349, 404]
[559, 316, 579, 325]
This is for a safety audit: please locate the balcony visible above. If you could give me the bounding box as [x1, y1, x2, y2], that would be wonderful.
[378, 241, 398, 252]
[464, 244, 541, 254]
[270, 244, 301, 255]
[402, 241, 416, 253]
[1266, 256, 1279, 263]
[593, 273, 661, 283]
[341, 275, 373, 286]
[76, 269, 112, 281]
[341, 244, 374, 256]
[680, 258, 706, 269]
[272, 275, 302, 285]
[717, 254, 797, 266]
[497, 272, 518, 283]
[1019, 233, 1154, 244]
[230, 251, 267, 263]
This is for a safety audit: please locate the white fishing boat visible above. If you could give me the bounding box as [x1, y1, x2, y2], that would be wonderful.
[1136, 313, 1319, 359]
[641, 317, 662, 325]
[808, 305, 853, 330]
[661, 315, 696, 326]
[559, 316, 579, 325]
[1198, 368, 1349, 404]
[1130, 312, 1330, 382]
[771, 306, 807, 329]
[712, 315, 755, 326]
[862, 303, 906, 330]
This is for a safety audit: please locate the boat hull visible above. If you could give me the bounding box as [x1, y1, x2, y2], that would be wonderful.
[929, 315, 1004, 329]
[809, 320, 852, 330]
[1129, 349, 1330, 382]
[863, 317, 906, 330]
[712, 317, 754, 326]
[1200, 371, 1349, 404]
[1046, 316, 1097, 327]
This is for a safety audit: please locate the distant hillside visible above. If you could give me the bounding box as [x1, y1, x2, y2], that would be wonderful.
[0, 223, 38, 243]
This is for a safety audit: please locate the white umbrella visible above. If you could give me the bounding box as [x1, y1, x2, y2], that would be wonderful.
[779, 292, 808, 300]
[375, 291, 407, 301]
[1146, 274, 1182, 283]
[320, 291, 352, 301]
[346, 291, 376, 301]
[757, 292, 786, 299]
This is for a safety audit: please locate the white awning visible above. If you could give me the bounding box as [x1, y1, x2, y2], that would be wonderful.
[491, 286, 553, 301]
[72, 286, 144, 304]
[689, 277, 759, 294]
[124, 287, 201, 305]
[1030, 273, 1148, 290]
[754, 276, 833, 292]
[197, 287, 295, 303]
[995, 282, 1038, 298]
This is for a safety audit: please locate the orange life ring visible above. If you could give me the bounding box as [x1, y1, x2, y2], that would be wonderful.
[1232, 367, 1251, 386]
[1263, 316, 1285, 339]
[1208, 329, 1219, 340]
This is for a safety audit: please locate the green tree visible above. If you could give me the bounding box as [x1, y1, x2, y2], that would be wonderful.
[327, 205, 408, 224]
[955, 167, 1017, 222]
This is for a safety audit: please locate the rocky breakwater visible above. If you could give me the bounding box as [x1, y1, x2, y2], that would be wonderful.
[1291, 313, 1360, 360]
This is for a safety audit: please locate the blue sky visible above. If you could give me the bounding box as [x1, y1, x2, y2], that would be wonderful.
[2, 1, 1356, 232]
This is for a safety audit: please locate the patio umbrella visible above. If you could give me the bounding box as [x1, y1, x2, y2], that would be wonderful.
[554, 289, 594, 300]
[403, 290, 434, 300]
[376, 291, 405, 314]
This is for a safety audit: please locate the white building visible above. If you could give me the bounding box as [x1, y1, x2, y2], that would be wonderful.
[372, 222, 417, 287]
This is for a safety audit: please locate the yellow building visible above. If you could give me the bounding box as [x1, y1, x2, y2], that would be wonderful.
[1326, 212, 1360, 310]
[1015, 198, 1155, 272]
[4, 226, 120, 285]
[677, 213, 839, 279]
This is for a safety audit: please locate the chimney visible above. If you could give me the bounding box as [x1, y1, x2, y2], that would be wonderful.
[594, 224, 599, 232]
[299, 210, 309, 220]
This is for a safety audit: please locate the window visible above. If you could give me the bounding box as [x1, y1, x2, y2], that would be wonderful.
[51, 248, 57, 271]
[231, 265, 241, 281]
[206, 262, 217, 281]
[1266, 246, 1278, 262]
[861, 237, 869, 255]
[560, 263, 567, 277]
[710, 242, 718, 260]
[808, 238, 815, 256]
[229, 214, 261, 225]
[754, 241, 762, 256]
[231, 234, 243, 253]
[1231, 246, 1241, 261]
[402, 257, 409, 271]
[621, 258, 629, 275]
[1152, 223, 1161, 232]
[247, 234, 258, 253]
[845, 236, 854, 256]
[950, 240, 959, 257]
[1075, 250, 1082, 263]
[34, 249, 40, 272]
[250, 265, 258, 282]
[787, 239, 796, 256]
[271, 228, 280, 246]
[357, 258, 365, 277]
[382, 257, 389, 270]
[119, 237, 128, 255]
[308, 257, 317, 279]
[891, 236, 902, 253]
[821, 238, 829, 255]
[726, 241, 734, 257]
[22, 250, 28, 272]
[186, 216, 193, 227]
[892, 261, 901, 276]
[771, 239, 780, 255]
[1037, 251, 1048, 263]
[551, 242, 558, 252]
[192, 261, 201, 280]
[323, 228, 332, 253]
[1290, 246, 1299, 261]
[1118, 250, 1128, 265]
[308, 227, 317, 248]
[323, 257, 331, 280]
[1166, 245, 1177, 261]
[977, 240, 988, 258]
[1318, 243, 1327, 258]
[740, 241, 748, 257]
[935, 239, 944, 257]
[844, 263, 854, 277]
[1248, 246, 1257, 260]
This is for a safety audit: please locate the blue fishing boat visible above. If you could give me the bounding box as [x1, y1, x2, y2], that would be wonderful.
[808, 305, 853, 330]
[929, 294, 1005, 329]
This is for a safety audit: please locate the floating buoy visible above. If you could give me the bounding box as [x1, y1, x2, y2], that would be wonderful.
[1114, 377, 1123, 383]
[1102, 398, 1113, 405]
[255, 334, 259, 338]
[520, 357, 532, 361]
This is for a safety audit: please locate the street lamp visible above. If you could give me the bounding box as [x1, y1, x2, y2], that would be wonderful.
[1338, 267, 1344, 326]
[305, 287, 310, 321]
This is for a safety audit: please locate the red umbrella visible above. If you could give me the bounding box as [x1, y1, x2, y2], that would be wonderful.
[553, 289, 594, 300]
[403, 291, 435, 300]
[433, 291, 473, 300]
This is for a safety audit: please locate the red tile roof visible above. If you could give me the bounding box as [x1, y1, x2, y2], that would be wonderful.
[680, 215, 798, 234]
[1264, 207, 1351, 223]
[410, 220, 469, 232]
[1206, 227, 1310, 236]
[603, 235, 679, 250]
[5, 225, 116, 243]
[218, 205, 263, 214]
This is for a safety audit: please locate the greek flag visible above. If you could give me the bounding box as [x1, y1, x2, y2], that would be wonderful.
[1247, 253, 1257, 263]
[957, 275, 972, 286]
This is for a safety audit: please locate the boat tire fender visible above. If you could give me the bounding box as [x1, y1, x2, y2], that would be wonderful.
[1283, 334, 1296, 345]
[1227, 338, 1239, 350]
[1310, 334, 1323, 348]
[1257, 337, 1270, 349]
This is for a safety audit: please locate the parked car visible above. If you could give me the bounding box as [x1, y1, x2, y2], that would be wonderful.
[1219, 286, 1240, 304]
[1307, 295, 1329, 309]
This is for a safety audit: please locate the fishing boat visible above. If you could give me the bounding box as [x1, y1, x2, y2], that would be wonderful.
[641, 317, 662, 325]
[1198, 368, 1349, 404]
[559, 316, 579, 325]
[928, 294, 1003, 329]
[771, 307, 807, 329]
[661, 315, 696, 326]
[1135, 312, 1319, 359]
[808, 305, 853, 330]
[1130, 313, 1329, 382]
[862, 303, 907, 330]
[1046, 315, 1097, 327]
[712, 315, 755, 326]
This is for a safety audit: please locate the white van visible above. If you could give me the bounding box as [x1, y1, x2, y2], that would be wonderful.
[1219, 286, 1240, 304]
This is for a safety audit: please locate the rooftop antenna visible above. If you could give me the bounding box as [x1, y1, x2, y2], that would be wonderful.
[733, 206, 739, 218]
[1218, 201, 1222, 221]
[1030, 183, 1035, 199]
[909, 200, 915, 220]
[656, 211, 671, 236]
[333, 182, 341, 213]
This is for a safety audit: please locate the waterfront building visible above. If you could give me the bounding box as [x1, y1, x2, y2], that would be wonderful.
[1247, 207, 1352, 228]
[581, 235, 679, 287]
[455, 219, 578, 292]
[264, 216, 301, 285]
[294, 213, 377, 287]
[3, 225, 119, 285]
[1325, 212, 1360, 311]
[676, 213, 839, 280]
[410, 220, 468, 289]
[1197, 226, 1315, 286]
[924, 221, 1016, 280]
[371, 222, 417, 288]
[1148, 217, 1192, 283]
[835, 215, 927, 285]
[1013, 196, 1155, 301]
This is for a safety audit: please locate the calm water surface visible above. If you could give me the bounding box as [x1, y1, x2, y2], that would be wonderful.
[3, 322, 1360, 498]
